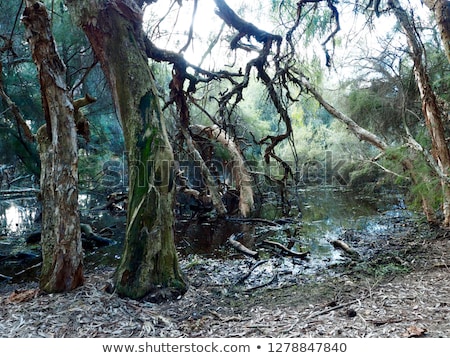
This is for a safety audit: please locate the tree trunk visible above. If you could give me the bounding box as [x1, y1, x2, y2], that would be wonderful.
[190, 124, 254, 217]
[389, 0, 450, 226]
[66, 0, 187, 301]
[181, 128, 228, 216]
[423, 0, 450, 63]
[22, 1, 83, 292]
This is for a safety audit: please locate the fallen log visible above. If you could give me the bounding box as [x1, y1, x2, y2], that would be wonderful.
[227, 233, 259, 259]
[0, 188, 40, 199]
[26, 224, 116, 248]
[0, 273, 13, 281]
[80, 223, 116, 247]
[260, 239, 309, 259]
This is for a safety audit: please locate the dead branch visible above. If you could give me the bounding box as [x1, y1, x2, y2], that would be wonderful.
[0, 188, 40, 198]
[331, 239, 359, 258]
[178, 0, 198, 53]
[260, 239, 309, 259]
[244, 274, 278, 292]
[233, 259, 269, 285]
[306, 298, 363, 320]
[227, 233, 259, 259]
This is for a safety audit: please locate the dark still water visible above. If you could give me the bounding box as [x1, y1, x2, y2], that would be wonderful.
[0, 187, 413, 283]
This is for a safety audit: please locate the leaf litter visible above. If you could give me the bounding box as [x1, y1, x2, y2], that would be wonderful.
[0, 223, 449, 338]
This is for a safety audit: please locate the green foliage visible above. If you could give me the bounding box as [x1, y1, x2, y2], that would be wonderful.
[348, 163, 383, 188]
[381, 145, 442, 213]
[363, 260, 410, 278]
[344, 83, 404, 141]
[408, 161, 442, 212]
[425, 35, 450, 103]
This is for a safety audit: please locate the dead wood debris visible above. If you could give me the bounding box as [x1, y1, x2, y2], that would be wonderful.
[227, 233, 259, 259]
[260, 239, 309, 259]
[0, 238, 449, 338]
[331, 239, 359, 258]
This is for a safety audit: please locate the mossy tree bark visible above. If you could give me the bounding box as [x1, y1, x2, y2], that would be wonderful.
[22, 1, 83, 292]
[66, 0, 187, 300]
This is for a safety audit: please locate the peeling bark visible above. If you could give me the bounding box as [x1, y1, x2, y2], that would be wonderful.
[389, 0, 450, 226]
[22, 1, 83, 292]
[423, 0, 450, 63]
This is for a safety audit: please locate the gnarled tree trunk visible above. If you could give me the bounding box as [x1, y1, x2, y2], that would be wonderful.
[66, 0, 187, 301]
[22, 1, 83, 292]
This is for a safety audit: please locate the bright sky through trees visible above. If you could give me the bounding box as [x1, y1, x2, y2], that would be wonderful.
[144, 0, 432, 81]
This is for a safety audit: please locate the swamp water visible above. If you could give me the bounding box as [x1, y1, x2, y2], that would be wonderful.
[0, 187, 413, 285]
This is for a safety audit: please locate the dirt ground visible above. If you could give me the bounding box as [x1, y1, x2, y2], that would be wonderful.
[0, 221, 449, 338]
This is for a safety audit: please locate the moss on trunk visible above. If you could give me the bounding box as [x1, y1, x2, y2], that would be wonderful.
[66, 0, 187, 300]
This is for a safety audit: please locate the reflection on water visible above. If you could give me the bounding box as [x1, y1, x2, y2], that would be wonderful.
[3, 203, 20, 233]
[0, 187, 413, 281]
[0, 199, 38, 235]
[254, 186, 410, 264]
[297, 186, 409, 261]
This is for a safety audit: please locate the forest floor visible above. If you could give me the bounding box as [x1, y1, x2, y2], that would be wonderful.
[0, 219, 449, 338]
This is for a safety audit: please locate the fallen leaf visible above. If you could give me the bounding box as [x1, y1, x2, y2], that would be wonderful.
[403, 326, 427, 338]
[8, 289, 40, 303]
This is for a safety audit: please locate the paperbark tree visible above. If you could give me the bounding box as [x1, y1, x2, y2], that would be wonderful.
[22, 1, 83, 292]
[65, 0, 187, 301]
[389, 0, 450, 226]
[423, 0, 450, 63]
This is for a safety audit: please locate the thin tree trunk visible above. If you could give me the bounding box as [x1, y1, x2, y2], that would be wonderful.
[299, 72, 437, 223]
[389, 0, 450, 226]
[66, 0, 187, 301]
[22, 1, 83, 292]
[423, 0, 450, 63]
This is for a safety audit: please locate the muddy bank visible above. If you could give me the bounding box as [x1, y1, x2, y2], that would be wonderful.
[1, 186, 412, 285]
[0, 218, 448, 338]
